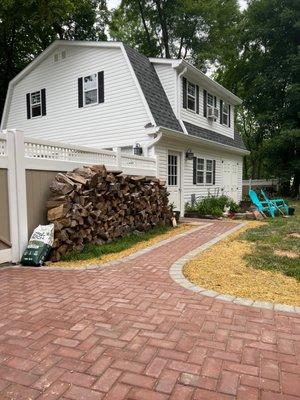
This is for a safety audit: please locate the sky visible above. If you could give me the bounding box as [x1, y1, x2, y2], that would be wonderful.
[107, 0, 248, 11]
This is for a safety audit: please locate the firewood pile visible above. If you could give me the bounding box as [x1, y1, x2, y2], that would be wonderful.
[46, 165, 172, 261]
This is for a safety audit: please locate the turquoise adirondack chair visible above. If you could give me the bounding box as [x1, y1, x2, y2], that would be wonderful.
[261, 190, 289, 215]
[248, 189, 276, 218]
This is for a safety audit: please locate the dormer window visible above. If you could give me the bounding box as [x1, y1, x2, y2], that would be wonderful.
[187, 82, 196, 112]
[222, 103, 229, 126]
[220, 101, 231, 127]
[207, 93, 214, 108]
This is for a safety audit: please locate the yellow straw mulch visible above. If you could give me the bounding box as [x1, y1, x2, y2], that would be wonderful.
[184, 221, 300, 306]
[49, 223, 193, 269]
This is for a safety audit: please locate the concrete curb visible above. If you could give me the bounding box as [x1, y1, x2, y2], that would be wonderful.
[169, 222, 300, 315]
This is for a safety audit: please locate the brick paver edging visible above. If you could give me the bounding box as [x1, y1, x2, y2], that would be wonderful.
[169, 222, 300, 314]
[36, 223, 213, 271]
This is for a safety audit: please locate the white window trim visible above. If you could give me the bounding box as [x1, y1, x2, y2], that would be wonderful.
[187, 81, 196, 113]
[83, 73, 98, 107]
[207, 92, 214, 108]
[222, 102, 229, 127]
[195, 157, 215, 186]
[30, 90, 42, 119]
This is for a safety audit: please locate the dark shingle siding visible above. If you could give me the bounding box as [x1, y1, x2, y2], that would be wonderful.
[124, 45, 183, 133]
[183, 121, 247, 151]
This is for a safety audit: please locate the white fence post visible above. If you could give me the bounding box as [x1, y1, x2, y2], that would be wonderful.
[5, 129, 28, 262]
[13, 130, 28, 260]
[5, 130, 19, 262]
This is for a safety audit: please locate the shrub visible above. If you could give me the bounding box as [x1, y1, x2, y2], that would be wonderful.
[185, 195, 239, 217]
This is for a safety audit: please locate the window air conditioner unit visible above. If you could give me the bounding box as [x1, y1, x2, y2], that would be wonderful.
[207, 106, 219, 120]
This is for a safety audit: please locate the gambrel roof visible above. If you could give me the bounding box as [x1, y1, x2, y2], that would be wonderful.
[1, 40, 247, 153]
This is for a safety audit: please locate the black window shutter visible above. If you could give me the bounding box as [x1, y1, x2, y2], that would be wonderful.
[196, 85, 199, 114]
[220, 99, 223, 124]
[78, 77, 83, 108]
[41, 88, 46, 116]
[193, 157, 197, 184]
[228, 104, 231, 127]
[182, 77, 187, 109]
[213, 160, 216, 185]
[214, 96, 217, 107]
[98, 71, 104, 103]
[26, 93, 31, 119]
[203, 89, 207, 117]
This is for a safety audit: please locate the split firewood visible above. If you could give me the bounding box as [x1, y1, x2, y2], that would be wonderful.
[46, 165, 173, 261]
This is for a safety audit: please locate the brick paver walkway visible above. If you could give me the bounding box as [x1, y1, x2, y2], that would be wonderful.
[0, 221, 299, 400]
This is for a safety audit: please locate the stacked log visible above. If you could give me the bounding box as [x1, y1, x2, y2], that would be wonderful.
[46, 165, 172, 261]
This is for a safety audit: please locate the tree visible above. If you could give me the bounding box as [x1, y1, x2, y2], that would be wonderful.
[110, 0, 240, 70]
[0, 0, 109, 120]
[217, 0, 300, 195]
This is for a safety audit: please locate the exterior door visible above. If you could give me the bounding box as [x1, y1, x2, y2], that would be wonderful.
[167, 151, 181, 211]
[222, 160, 238, 202]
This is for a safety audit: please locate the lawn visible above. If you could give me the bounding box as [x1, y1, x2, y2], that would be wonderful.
[57, 223, 192, 266]
[240, 199, 300, 281]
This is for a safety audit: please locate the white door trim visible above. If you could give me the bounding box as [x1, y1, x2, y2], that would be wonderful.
[167, 150, 182, 213]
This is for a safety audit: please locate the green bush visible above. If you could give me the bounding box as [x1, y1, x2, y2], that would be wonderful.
[185, 195, 239, 217]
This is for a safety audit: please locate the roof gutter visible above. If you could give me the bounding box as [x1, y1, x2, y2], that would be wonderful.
[149, 128, 250, 156]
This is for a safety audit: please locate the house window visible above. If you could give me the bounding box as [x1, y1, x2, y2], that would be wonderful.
[207, 93, 214, 108]
[31, 91, 41, 117]
[222, 102, 229, 126]
[195, 157, 215, 185]
[83, 73, 98, 106]
[206, 159, 213, 184]
[187, 81, 196, 112]
[168, 154, 178, 186]
[196, 158, 204, 184]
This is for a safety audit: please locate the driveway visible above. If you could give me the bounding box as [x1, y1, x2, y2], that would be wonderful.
[0, 220, 299, 399]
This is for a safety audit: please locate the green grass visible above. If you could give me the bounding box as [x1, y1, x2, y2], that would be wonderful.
[239, 200, 300, 281]
[62, 224, 172, 262]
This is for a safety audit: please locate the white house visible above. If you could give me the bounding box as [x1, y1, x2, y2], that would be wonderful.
[1, 40, 249, 215]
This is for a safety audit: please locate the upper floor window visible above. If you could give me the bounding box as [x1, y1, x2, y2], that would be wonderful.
[187, 82, 196, 112]
[78, 71, 104, 108]
[84, 74, 98, 106]
[26, 89, 46, 119]
[207, 92, 214, 108]
[183, 77, 199, 113]
[220, 101, 231, 127]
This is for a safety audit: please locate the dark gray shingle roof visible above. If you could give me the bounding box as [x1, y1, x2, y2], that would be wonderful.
[124, 45, 183, 133]
[183, 121, 247, 151]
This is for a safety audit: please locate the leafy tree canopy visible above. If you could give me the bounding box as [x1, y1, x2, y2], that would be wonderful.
[0, 0, 109, 118]
[110, 0, 240, 71]
[217, 0, 300, 194]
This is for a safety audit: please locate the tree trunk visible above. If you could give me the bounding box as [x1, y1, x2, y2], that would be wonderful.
[154, 0, 170, 58]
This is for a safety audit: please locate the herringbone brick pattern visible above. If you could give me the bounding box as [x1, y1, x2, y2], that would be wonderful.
[0, 221, 299, 399]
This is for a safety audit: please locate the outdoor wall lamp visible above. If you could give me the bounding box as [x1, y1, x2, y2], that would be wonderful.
[133, 143, 143, 156]
[185, 148, 194, 160]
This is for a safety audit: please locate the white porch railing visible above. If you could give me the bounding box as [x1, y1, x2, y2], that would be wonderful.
[0, 129, 157, 263]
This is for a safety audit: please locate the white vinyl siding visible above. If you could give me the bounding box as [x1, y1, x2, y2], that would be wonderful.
[180, 73, 234, 138]
[155, 137, 243, 204]
[153, 64, 176, 113]
[6, 46, 151, 148]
